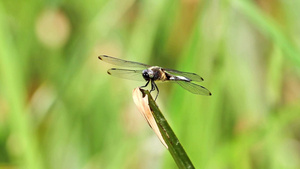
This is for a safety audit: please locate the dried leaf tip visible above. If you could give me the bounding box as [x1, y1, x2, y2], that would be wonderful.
[132, 87, 168, 148]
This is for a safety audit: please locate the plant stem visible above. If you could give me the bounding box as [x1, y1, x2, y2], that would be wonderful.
[142, 89, 195, 169]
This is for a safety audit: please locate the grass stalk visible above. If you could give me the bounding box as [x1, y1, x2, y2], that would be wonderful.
[134, 88, 195, 169]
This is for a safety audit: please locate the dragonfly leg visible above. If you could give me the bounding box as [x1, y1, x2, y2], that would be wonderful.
[142, 80, 159, 100]
[150, 81, 159, 100]
[150, 81, 155, 92]
[140, 80, 150, 88]
[153, 82, 159, 101]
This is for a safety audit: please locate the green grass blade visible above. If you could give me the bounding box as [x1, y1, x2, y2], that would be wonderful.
[231, 0, 300, 66]
[0, 4, 44, 169]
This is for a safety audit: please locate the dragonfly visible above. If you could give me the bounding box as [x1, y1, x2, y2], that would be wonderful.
[98, 55, 211, 100]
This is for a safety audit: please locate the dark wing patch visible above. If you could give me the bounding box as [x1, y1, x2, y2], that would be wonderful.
[107, 68, 145, 81]
[164, 68, 204, 82]
[98, 55, 150, 68]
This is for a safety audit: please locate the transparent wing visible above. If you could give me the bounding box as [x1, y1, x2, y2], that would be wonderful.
[98, 55, 150, 68]
[175, 81, 211, 95]
[107, 68, 145, 81]
[164, 68, 204, 82]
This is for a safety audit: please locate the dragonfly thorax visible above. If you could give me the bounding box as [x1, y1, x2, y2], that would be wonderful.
[142, 67, 166, 81]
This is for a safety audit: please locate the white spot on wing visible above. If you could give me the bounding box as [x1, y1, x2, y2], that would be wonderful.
[176, 76, 190, 81]
[169, 77, 176, 80]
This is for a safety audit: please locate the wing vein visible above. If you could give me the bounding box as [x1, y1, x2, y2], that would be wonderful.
[175, 81, 211, 95]
[107, 68, 145, 81]
[98, 55, 150, 68]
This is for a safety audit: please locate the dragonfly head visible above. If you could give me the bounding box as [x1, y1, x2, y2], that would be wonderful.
[142, 69, 154, 81]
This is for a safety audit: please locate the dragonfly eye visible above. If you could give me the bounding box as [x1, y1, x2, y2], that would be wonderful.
[144, 69, 154, 78]
[142, 70, 150, 80]
[142, 69, 154, 80]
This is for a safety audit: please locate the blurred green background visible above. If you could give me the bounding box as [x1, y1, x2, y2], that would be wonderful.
[1, 0, 300, 169]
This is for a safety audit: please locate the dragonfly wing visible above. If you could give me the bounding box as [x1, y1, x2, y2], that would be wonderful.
[107, 68, 145, 81]
[175, 81, 211, 95]
[98, 55, 150, 68]
[164, 68, 204, 82]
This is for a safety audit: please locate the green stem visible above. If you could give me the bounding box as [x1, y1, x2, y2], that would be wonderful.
[141, 89, 195, 169]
